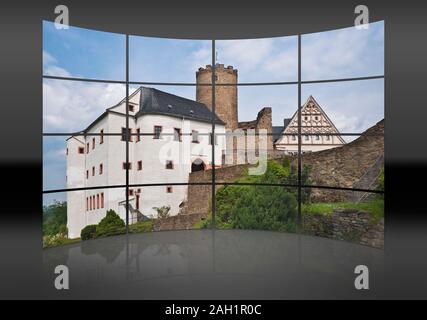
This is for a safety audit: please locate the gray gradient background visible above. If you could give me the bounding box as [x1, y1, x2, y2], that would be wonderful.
[0, 0, 426, 299]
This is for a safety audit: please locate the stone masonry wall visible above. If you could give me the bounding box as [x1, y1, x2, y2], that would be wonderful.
[303, 209, 384, 248]
[293, 120, 384, 202]
[152, 213, 204, 232]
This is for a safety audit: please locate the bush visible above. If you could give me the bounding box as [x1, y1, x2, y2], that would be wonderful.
[81, 224, 97, 240]
[129, 220, 153, 233]
[95, 210, 125, 238]
[212, 160, 301, 232]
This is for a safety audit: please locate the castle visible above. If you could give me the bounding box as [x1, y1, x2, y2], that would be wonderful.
[66, 64, 344, 238]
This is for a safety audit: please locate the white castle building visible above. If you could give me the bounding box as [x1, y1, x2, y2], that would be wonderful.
[66, 86, 226, 238]
[65, 65, 345, 239]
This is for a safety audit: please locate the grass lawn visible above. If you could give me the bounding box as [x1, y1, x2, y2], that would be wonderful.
[302, 198, 384, 222]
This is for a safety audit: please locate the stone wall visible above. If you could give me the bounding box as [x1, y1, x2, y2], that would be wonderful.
[303, 209, 384, 248]
[186, 164, 248, 216]
[293, 120, 384, 202]
[152, 213, 205, 232]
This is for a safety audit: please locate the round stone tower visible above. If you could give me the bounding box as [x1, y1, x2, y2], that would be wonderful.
[196, 64, 238, 130]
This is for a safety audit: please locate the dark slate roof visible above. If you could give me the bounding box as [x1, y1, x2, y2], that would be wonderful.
[136, 87, 225, 125]
[272, 126, 285, 143]
[272, 118, 292, 143]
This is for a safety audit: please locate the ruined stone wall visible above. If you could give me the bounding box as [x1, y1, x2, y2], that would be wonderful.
[152, 213, 204, 232]
[303, 209, 384, 249]
[186, 164, 248, 216]
[294, 120, 384, 202]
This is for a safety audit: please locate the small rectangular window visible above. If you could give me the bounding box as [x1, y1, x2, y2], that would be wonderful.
[92, 138, 95, 150]
[166, 186, 173, 193]
[192, 130, 199, 143]
[86, 143, 90, 154]
[316, 135, 320, 140]
[99, 163, 103, 175]
[304, 135, 309, 141]
[154, 126, 162, 139]
[128, 104, 134, 112]
[129, 189, 134, 196]
[292, 135, 296, 141]
[122, 162, 132, 170]
[137, 161, 142, 171]
[100, 129, 104, 144]
[101, 193, 104, 208]
[86, 170, 89, 179]
[174, 128, 182, 141]
[78, 147, 84, 154]
[121, 127, 131, 142]
[166, 160, 174, 169]
[136, 128, 141, 142]
[92, 166, 95, 176]
[97, 194, 100, 209]
[326, 135, 330, 140]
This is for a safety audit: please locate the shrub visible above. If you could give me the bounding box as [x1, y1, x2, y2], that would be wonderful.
[95, 209, 125, 238]
[152, 205, 171, 219]
[81, 224, 97, 240]
[129, 220, 153, 233]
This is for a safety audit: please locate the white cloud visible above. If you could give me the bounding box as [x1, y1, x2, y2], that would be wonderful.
[43, 51, 126, 132]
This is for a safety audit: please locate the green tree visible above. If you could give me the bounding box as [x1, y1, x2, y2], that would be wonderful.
[95, 210, 125, 238]
[43, 200, 67, 236]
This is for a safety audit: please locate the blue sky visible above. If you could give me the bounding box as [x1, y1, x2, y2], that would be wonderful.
[43, 20, 384, 204]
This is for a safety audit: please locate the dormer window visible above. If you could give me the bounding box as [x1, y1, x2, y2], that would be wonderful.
[128, 104, 134, 112]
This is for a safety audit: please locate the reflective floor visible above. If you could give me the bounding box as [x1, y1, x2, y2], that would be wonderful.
[42, 229, 384, 299]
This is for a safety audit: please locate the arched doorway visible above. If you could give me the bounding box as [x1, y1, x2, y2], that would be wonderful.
[191, 158, 205, 172]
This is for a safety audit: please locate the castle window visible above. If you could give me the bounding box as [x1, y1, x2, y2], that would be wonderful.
[166, 186, 173, 193]
[121, 127, 131, 141]
[192, 130, 199, 143]
[304, 135, 309, 141]
[326, 135, 330, 140]
[166, 160, 174, 169]
[78, 147, 84, 154]
[316, 135, 320, 140]
[122, 162, 132, 170]
[292, 135, 296, 141]
[304, 116, 308, 121]
[100, 129, 104, 144]
[137, 161, 142, 171]
[86, 197, 88, 212]
[128, 104, 134, 112]
[315, 116, 319, 120]
[86, 170, 89, 179]
[153, 126, 162, 139]
[136, 128, 141, 142]
[101, 193, 104, 208]
[97, 194, 100, 209]
[86, 143, 90, 154]
[99, 163, 103, 175]
[174, 128, 182, 141]
[92, 138, 95, 150]
[129, 189, 134, 196]
[66, 148, 69, 155]
[92, 166, 95, 176]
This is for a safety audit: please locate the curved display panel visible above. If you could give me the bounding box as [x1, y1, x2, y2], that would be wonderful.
[43, 21, 384, 248]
